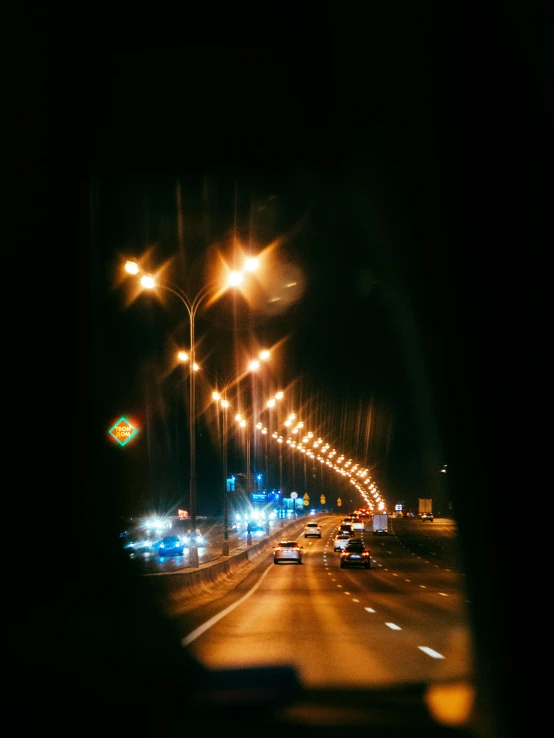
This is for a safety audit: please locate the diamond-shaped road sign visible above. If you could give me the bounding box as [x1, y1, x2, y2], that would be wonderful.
[108, 417, 138, 447]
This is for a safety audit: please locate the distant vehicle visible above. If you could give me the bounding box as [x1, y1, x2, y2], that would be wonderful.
[119, 532, 155, 555]
[157, 535, 185, 556]
[333, 533, 352, 551]
[418, 498, 433, 517]
[304, 522, 322, 538]
[339, 540, 371, 569]
[273, 540, 303, 564]
[247, 522, 265, 533]
[372, 514, 389, 535]
[339, 524, 354, 537]
[351, 518, 364, 531]
[420, 512, 434, 521]
[183, 530, 206, 546]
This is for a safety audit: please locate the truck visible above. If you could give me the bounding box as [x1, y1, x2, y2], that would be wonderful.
[372, 513, 389, 535]
[418, 498, 433, 517]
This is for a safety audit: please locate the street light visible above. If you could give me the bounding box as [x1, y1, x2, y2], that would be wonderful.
[212, 391, 231, 555]
[210, 357, 270, 556]
[266, 390, 285, 525]
[235, 413, 251, 499]
[278, 435, 284, 524]
[123, 259, 255, 568]
[257, 422, 269, 495]
[248, 350, 271, 494]
[271, 432, 285, 524]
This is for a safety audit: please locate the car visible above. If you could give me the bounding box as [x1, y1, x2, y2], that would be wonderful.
[183, 530, 206, 546]
[303, 522, 321, 538]
[157, 535, 185, 556]
[338, 523, 354, 536]
[333, 533, 352, 551]
[120, 533, 155, 555]
[273, 540, 303, 564]
[339, 540, 371, 569]
[247, 522, 265, 533]
[420, 512, 434, 521]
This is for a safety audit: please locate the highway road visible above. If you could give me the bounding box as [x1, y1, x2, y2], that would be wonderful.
[136, 513, 472, 691]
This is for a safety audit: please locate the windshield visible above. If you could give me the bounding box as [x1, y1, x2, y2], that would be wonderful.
[85, 160, 475, 696]
[54, 8, 540, 737]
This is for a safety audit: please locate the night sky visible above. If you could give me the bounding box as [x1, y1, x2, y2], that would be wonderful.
[64, 4, 549, 545]
[89, 165, 437, 519]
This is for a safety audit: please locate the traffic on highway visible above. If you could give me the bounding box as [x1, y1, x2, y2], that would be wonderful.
[144, 512, 469, 693]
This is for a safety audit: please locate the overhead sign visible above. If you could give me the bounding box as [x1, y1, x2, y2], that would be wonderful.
[337, 497, 342, 507]
[108, 416, 138, 447]
[320, 495, 326, 504]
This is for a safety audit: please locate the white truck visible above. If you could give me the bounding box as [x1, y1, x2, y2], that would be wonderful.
[372, 513, 389, 535]
[418, 498, 433, 517]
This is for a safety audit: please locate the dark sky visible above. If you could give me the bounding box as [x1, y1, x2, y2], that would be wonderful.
[64, 3, 550, 538]
[92, 167, 430, 518]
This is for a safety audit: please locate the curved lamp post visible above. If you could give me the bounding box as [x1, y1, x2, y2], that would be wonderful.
[123, 259, 254, 568]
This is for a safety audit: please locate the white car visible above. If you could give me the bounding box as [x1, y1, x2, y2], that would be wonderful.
[273, 540, 303, 564]
[333, 533, 351, 551]
[304, 522, 322, 538]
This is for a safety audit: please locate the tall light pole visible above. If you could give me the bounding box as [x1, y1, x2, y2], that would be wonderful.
[236, 414, 251, 498]
[123, 259, 254, 568]
[211, 393, 230, 555]
[277, 434, 284, 524]
[210, 356, 269, 556]
[266, 390, 285, 525]
[248, 350, 270, 492]
[257, 423, 269, 494]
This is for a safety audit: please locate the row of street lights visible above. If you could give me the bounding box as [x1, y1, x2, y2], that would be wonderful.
[123, 257, 388, 562]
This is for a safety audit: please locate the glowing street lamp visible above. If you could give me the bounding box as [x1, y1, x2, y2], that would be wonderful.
[209, 358, 269, 556]
[212, 391, 231, 555]
[123, 259, 258, 568]
[265, 389, 285, 524]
